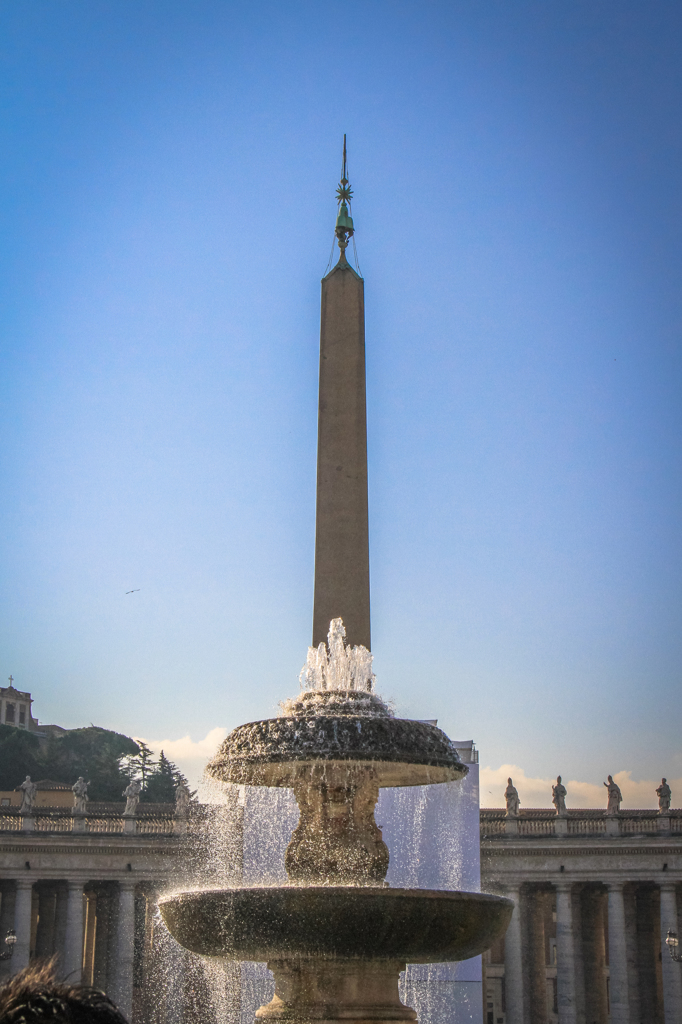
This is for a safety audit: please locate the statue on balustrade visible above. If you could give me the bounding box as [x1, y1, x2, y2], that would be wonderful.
[19, 776, 37, 814]
[122, 779, 142, 817]
[72, 776, 89, 815]
[175, 781, 191, 818]
[552, 776, 567, 817]
[504, 778, 520, 818]
[604, 775, 622, 814]
[656, 778, 672, 814]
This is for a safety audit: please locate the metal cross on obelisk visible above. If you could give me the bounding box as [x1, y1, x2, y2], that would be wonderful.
[312, 139, 371, 651]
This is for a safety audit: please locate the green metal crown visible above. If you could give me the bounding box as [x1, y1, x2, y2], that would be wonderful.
[335, 201, 354, 233]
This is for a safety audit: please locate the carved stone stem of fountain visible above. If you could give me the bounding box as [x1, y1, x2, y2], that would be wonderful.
[285, 763, 389, 885]
[256, 959, 416, 1023]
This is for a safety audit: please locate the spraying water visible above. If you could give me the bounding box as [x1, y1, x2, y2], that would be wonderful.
[299, 617, 375, 692]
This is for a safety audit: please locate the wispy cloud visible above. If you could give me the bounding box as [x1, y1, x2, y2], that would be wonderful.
[480, 764, 679, 811]
[136, 727, 228, 788]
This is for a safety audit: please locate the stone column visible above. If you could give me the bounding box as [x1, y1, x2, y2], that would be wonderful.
[82, 891, 97, 986]
[571, 887, 586, 1024]
[624, 886, 640, 1024]
[12, 879, 34, 972]
[660, 883, 682, 1024]
[555, 882, 577, 1024]
[110, 881, 136, 1020]
[504, 885, 525, 1024]
[528, 889, 547, 1024]
[312, 255, 370, 651]
[53, 884, 68, 971]
[62, 880, 85, 982]
[607, 882, 630, 1024]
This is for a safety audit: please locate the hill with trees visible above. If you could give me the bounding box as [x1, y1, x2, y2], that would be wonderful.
[0, 724, 191, 802]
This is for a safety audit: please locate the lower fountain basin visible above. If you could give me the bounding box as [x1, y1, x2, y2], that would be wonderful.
[159, 886, 512, 964]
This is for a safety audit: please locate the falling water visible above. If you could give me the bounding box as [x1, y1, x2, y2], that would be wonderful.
[379, 776, 482, 1024]
[148, 780, 245, 1024]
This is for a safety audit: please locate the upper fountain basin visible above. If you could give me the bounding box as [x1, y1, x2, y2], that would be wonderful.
[206, 691, 467, 788]
[159, 886, 512, 964]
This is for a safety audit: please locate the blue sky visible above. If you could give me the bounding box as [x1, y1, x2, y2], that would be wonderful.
[1, 1, 680, 804]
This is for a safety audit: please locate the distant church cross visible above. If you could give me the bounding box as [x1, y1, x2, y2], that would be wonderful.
[7, 675, 13, 686]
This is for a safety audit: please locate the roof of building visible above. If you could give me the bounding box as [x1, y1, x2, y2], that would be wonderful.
[0, 685, 31, 700]
[13, 779, 72, 791]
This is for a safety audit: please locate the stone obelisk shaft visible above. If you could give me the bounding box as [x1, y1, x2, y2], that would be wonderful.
[312, 256, 370, 651]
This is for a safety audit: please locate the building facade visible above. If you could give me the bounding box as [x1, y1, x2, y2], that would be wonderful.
[480, 808, 682, 1024]
[0, 679, 65, 737]
[0, 803, 183, 1021]
[1, 791, 681, 1024]
[0, 679, 38, 731]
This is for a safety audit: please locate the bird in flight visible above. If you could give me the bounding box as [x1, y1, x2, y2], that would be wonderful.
[125, 589, 140, 594]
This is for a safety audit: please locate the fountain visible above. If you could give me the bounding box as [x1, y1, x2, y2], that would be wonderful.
[160, 620, 511, 1023]
[158, 142, 513, 1023]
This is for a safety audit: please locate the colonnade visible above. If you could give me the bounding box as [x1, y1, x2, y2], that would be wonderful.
[0, 878, 141, 1020]
[491, 880, 681, 1024]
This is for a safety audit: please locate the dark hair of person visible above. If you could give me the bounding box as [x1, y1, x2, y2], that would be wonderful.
[0, 960, 129, 1024]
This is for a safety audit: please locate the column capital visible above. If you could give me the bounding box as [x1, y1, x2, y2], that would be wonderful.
[659, 879, 678, 893]
[118, 879, 137, 892]
[607, 880, 626, 892]
[66, 878, 87, 891]
[15, 877, 33, 890]
[555, 879, 574, 894]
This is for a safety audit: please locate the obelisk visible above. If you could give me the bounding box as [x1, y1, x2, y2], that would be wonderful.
[312, 139, 371, 651]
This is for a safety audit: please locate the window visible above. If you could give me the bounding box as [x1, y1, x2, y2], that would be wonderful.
[5, 704, 15, 723]
[19, 707, 25, 725]
[0, 798, 9, 807]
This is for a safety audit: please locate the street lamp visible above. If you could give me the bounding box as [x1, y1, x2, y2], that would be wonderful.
[666, 930, 682, 963]
[0, 929, 16, 960]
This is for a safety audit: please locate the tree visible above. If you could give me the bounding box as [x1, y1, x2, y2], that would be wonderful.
[119, 741, 156, 790]
[141, 751, 194, 804]
[143, 751, 176, 803]
[0, 725, 42, 790]
[39, 727, 140, 801]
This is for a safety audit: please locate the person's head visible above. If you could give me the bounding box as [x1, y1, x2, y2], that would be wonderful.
[556, 776, 561, 784]
[663, 778, 667, 784]
[608, 775, 613, 783]
[0, 961, 128, 1024]
[507, 778, 512, 785]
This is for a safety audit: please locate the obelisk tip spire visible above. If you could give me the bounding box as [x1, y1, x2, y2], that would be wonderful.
[334, 134, 354, 261]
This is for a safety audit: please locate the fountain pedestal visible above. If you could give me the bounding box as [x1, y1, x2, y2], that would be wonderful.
[286, 763, 388, 885]
[257, 960, 416, 1024]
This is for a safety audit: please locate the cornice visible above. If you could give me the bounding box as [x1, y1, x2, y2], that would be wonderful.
[0, 843, 179, 856]
[482, 845, 682, 858]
